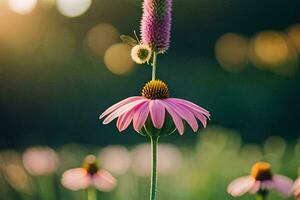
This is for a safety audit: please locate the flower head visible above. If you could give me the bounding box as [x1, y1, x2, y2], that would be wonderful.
[22, 147, 58, 176]
[131, 44, 152, 64]
[227, 162, 293, 198]
[61, 155, 116, 192]
[141, 0, 172, 52]
[292, 169, 300, 200]
[100, 80, 210, 136]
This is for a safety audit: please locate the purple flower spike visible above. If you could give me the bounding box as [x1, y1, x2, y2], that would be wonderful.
[141, 0, 172, 53]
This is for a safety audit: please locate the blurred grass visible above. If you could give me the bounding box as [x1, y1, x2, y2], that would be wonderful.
[0, 126, 298, 200]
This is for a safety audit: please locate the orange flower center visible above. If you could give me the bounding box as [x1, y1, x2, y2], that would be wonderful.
[83, 155, 98, 175]
[251, 162, 272, 181]
[142, 80, 169, 99]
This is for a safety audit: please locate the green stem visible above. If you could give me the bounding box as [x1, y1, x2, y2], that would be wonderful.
[150, 136, 159, 200]
[256, 192, 268, 200]
[152, 52, 158, 80]
[87, 187, 97, 200]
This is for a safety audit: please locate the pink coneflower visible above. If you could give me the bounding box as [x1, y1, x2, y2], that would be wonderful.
[61, 155, 116, 192]
[141, 0, 172, 53]
[100, 80, 210, 135]
[293, 173, 300, 200]
[22, 147, 58, 176]
[227, 162, 293, 199]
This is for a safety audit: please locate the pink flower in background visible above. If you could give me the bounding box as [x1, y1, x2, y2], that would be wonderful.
[100, 80, 210, 135]
[227, 162, 293, 198]
[61, 155, 116, 192]
[293, 175, 300, 200]
[23, 147, 58, 176]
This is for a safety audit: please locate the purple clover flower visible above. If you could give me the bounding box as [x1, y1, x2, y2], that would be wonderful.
[141, 0, 172, 53]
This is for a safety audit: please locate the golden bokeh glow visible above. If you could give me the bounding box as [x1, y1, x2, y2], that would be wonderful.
[57, 0, 92, 18]
[215, 33, 249, 72]
[86, 23, 120, 58]
[250, 31, 298, 76]
[8, 0, 37, 15]
[252, 31, 289, 65]
[287, 24, 300, 54]
[104, 43, 135, 75]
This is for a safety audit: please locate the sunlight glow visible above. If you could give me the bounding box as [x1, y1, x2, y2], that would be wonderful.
[215, 33, 249, 72]
[86, 23, 120, 58]
[8, 0, 37, 15]
[104, 43, 134, 75]
[57, 0, 92, 18]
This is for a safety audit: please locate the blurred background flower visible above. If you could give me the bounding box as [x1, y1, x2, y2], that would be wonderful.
[22, 146, 58, 176]
[130, 143, 182, 177]
[98, 145, 131, 176]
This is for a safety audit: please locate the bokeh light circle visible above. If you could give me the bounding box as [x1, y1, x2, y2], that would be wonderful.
[215, 33, 249, 72]
[251, 31, 289, 65]
[8, 0, 37, 15]
[249, 31, 298, 76]
[104, 43, 134, 75]
[99, 145, 131, 176]
[287, 24, 300, 54]
[86, 23, 120, 58]
[57, 0, 92, 18]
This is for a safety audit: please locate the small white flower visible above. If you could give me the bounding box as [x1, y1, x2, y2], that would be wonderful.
[131, 44, 152, 64]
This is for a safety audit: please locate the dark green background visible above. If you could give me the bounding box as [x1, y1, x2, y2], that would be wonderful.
[0, 0, 300, 148]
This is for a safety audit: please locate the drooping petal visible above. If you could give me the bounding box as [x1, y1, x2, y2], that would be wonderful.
[170, 98, 210, 117]
[100, 96, 144, 119]
[272, 175, 293, 197]
[165, 99, 198, 132]
[93, 170, 117, 192]
[249, 181, 261, 194]
[227, 176, 256, 197]
[261, 180, 273, 190]
[192, 110, 207, 128]
[116, 107, 136, 132]
[103, 99, 147, 125]
[293, 178, 300, 197]
[149, 100, 166, 129]
[61, 168, 91, 191]
[133, 101, 150, 132]
[160, 101, 184, 135]
[168, 98, 210, 128]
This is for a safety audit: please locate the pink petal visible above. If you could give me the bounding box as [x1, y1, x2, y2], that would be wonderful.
[272, 175, 293, 197]
[168, 99, 209, 128]
[165, 99, 198, 132]
[293, 178, 300, 196]
[261, 180, 273, 190]
[160, 101, 184, 135]
[100, 96, 144, 119]
[61, 168, 91, 191]
[103, 99, 147, 124]
[227, 176, 256, 197]
[133, 101, 150, 132]
[93, 170, 117, 192]
[149, 100, 166, 129]
[249, 181, 261, 194]
[170, 98, 210, 118]
[116, 106, 136, 132]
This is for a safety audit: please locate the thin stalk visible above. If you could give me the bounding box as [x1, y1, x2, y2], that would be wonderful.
[87, 187, 97, 200]
[152, 52, 158, 80]
[150, 136, 159, 200]
[256, 192, 267, 200]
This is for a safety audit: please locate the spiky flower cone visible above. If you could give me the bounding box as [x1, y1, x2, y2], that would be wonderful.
[141, 0, 172, 53]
